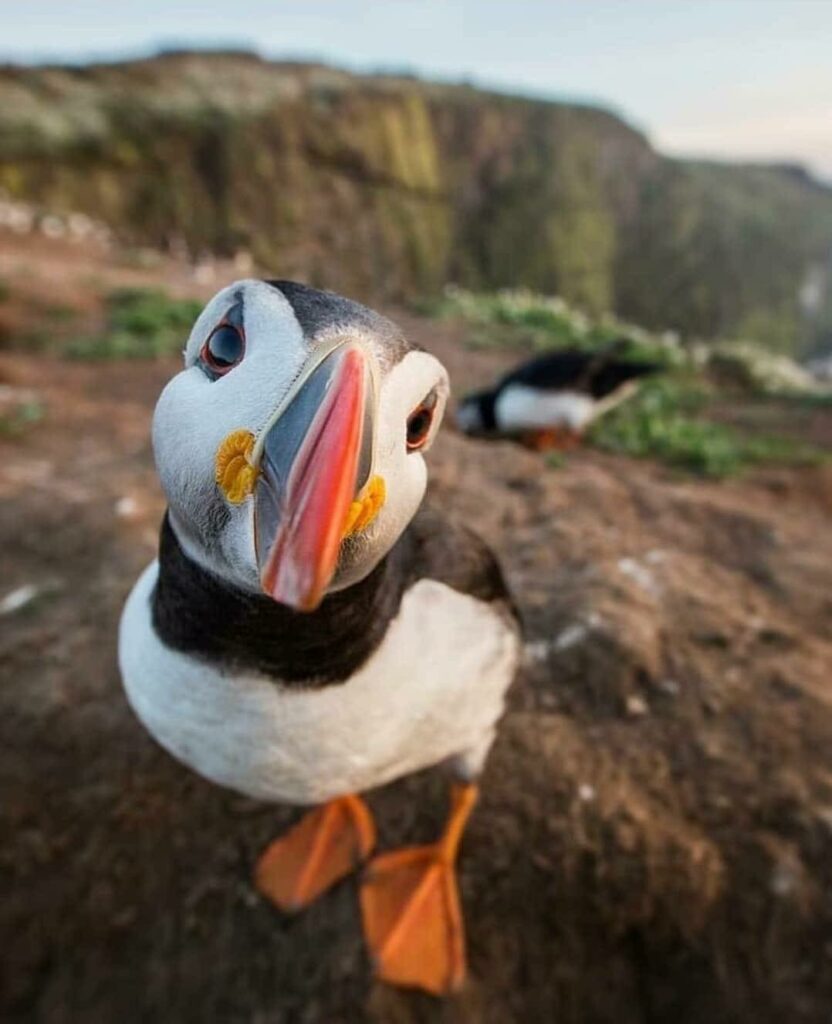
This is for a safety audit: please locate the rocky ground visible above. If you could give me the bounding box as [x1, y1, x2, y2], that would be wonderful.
[1, 234, 832, 1023]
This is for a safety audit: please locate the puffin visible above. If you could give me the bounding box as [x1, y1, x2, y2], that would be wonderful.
[118, 279, 521, 995]
[455, 344, 661, 450]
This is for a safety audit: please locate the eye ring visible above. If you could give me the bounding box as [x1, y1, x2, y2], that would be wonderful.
[200, 320, 245, 378]
[406, 391, 438, 451]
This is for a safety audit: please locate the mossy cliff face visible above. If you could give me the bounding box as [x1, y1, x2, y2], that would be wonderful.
[1, 52, 831, 348]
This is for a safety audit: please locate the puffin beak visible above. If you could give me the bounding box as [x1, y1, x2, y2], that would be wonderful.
[253, 342, 375, 611]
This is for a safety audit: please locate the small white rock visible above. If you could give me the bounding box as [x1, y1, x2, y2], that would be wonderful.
[40, 215, 66, 239]
[193, 262, 216, 284]
[577, 783, 596, 802]
[0, 584, 41, 615]
[523, 639, 550, 665]
[816, 807, 832, 833]
[553, 623, 589, 651]
[618, 557, 660, 597]
[625, 694, 649, 717]
[115, 495, 140, 519]
[770, 861, 798, 897]
[233, 250, 254, 273]
[67, 212, 94, 239]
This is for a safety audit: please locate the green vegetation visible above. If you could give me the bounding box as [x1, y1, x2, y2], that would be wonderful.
[785, 391, 832, 409]
[0, 397, 44, 437]
[590, 377, 826, 477]
[705, 341, 825, 395]
[0, 278, 9, 303]
[41, 302, 77, 323]
[422, 286, 681, 364]
[429, 286, 830, 477]
[66, 288, 202, 359]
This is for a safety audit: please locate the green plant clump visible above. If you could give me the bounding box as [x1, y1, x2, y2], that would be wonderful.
[423, 285, 682, 366]
[429, 285, 829, 476]
[0, 398, 44, 437]
[67, 288, 202, 360]
[591, 377, 827, 477]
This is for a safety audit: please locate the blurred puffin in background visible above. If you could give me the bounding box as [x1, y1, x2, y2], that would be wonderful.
[456, 341, 661, 450]
[119, 280, 521, 995]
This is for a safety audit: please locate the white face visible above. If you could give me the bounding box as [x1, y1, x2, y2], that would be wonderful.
[152, 280, 449, 602]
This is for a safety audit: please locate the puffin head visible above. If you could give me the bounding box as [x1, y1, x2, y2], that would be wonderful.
[153, 279, 449, 611]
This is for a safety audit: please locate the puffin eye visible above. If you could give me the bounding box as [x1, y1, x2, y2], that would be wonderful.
[406, 391, 438, 451]
[200, 322, 245, 378]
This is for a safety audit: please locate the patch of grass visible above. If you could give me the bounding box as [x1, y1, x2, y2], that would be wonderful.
[66, 288, 202, 360]
[777, 390, 832, 410]
[742, 433, 829, 467]
[591, 376, 828, 477]
[0, 397, 44, 436]
[427, 285, 830, 475]
[544, 451, 568, 470]
[42, 302, 78, 323]
[421, 285, 683, 366]
[0, 278, 9, 303]
[18, 328, 52, 352]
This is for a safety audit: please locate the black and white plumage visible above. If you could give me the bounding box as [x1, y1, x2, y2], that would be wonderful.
[119, 278, 520, 817]
[456, 344, 661, 443]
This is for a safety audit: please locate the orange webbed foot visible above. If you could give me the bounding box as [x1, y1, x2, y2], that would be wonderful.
[256, 794, 375, 912]
[521, 427, 582, 452]
[360, 784, 478, 996]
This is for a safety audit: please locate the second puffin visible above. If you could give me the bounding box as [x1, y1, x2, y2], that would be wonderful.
[456, 343, 661, 450]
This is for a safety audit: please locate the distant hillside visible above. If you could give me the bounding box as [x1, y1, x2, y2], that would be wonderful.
[1, 51, 831, 351]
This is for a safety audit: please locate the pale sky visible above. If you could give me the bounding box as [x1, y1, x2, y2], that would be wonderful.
[4, 0, 832, 180]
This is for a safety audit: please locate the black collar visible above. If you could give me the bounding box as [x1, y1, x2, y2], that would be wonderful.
[151, 503, 517, 687]
[151, 514, 411, 687]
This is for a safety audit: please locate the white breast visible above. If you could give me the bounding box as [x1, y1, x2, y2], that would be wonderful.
[119, 562, 519, 806]
[495, 383, 596, 432]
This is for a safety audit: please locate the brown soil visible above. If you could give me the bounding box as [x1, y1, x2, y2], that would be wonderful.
[2, 235, 832, 1023]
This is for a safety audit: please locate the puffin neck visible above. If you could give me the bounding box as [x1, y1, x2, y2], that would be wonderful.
[151, 513, 409, 686]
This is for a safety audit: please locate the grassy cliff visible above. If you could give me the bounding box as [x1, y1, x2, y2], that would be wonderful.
[1, 51, 831, 351]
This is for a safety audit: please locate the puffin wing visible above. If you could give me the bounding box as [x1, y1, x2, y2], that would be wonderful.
[500, 344, 661, 399]
[499, 349, 595, 393]
[585, 355, 662, 400]
[403, 503, 521, 627]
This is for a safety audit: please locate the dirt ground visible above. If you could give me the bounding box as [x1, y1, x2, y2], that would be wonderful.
[2, 235, 832, 1023]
